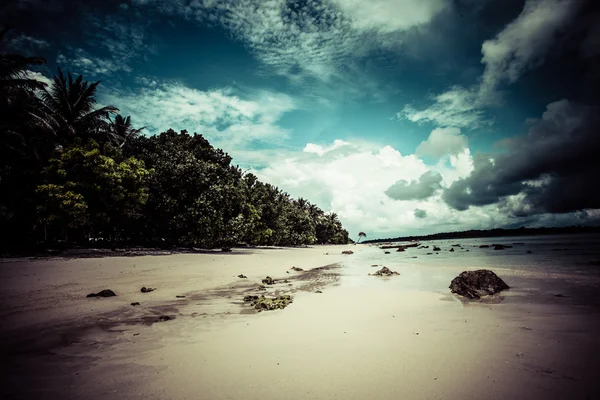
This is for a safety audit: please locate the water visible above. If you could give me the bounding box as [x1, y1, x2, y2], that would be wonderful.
[338, 233, 600, 308]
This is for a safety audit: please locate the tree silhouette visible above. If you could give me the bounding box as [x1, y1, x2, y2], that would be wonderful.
[357, 231, 366, 243]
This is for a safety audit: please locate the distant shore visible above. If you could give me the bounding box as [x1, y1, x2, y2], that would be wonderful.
[363, 225, 600, 244]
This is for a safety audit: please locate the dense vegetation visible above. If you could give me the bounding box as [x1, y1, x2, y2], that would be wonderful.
[0, 41, 350, 252]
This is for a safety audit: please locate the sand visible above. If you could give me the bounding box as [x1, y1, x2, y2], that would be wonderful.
[1, 244, 599, 400]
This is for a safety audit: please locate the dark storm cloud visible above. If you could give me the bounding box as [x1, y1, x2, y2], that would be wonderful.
[443, 99, 600, 216]
[385, 171, 442, 201]
[414, 209, 427, 219]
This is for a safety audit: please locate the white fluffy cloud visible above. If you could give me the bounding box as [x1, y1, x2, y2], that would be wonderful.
[416, 127, 468, 157]
[249, 138, 506, 237]
[400, 0, 581, 128]
[100, 79, 296, 147]
[57, 48, 133, 76]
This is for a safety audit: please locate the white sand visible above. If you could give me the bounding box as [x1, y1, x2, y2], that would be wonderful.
[1, 245, 599, 400]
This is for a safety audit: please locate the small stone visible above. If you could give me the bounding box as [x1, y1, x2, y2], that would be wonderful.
[315, 290, 323, 293]
[262, 276, 276, 285]
[131, 302, 140, 306]
[176, 295, 186, 298]
[237, 274, 247, 279]
[156, 315, 172, 322]
[141, 287, 155, 293]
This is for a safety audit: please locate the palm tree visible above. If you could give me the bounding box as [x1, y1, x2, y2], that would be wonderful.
[357, 232, 366, 243]
[110, 114, 145, 147]
[41, 68, 118, 145]
[0, 27, 47, 92]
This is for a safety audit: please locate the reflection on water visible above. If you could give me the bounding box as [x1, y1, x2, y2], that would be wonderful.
[337, 234, 600, 308]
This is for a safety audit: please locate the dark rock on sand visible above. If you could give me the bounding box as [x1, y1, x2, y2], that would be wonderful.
[527, 251, 532, 254]
[384, 251, 391, 254]
[449, 248, 455, 252]
[479, 245, 490, 248]
[291, 266, 304, 271]
[396, 247, 405, 252]
[315, 290, 323, 294]
[452, 244, 461, 247]
[176, 295, 186, 298]
[156, 315, 172, 322]
[141, 287, 155, 293]
[449, 270, 509, 299]
[262, 276, 276, 285]
[131, 302, 140, 306]
[87, 289, 116, 298]
[426, 253, 433, 255]
[246, 295, 293, 311]
[433, 246, 441, 251]
[342, 250, 354, 255]
[237, 274, 247, 278]
[369, 266, 400, 276]
[492, 244, 513, 250]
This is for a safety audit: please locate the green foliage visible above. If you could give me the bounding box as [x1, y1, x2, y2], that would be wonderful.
[0, 44, 351, 251]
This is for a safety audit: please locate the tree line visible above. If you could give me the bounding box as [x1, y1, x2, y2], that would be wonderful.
[0, 36, 350, 252]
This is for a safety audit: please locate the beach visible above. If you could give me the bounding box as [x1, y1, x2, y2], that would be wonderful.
[2, 237, 600, 399]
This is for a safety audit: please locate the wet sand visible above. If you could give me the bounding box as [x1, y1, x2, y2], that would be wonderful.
[1, 244, 600, 399]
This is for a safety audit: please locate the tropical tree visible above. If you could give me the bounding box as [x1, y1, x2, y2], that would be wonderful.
[357, 231, 366, 243]
[41, 68, 119, 145]
[110, 114, 145, 148]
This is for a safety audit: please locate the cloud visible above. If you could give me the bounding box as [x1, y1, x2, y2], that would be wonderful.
[416, 127, 468, 157]
[414, 208, 427, 219]
[443, 99, 600, 215]
[330, 0, 448, 33]
[385, 171, 443, 201]
[400, 86, 490, 129]
[131, 0, 447, 93]
[100, 79, 295, 147]
[249, 139, 497, 237]
[303, 140, 350, 156]
[8, 34, 50, 50]
[57, 49, 132, 76]
[400, 0, 582, 128]
[23, 70, 52, 87]
[478, 0, 580, 100]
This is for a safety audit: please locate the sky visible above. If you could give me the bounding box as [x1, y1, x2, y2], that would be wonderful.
[3, 0, 600, 239]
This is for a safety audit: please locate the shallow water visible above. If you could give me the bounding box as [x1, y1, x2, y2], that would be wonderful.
[340, 233, 600, 308]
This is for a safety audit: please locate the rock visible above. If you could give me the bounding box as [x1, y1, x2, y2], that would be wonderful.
[371, 264, 379, 267]
[141, 287, 155, 293]
[87, 289, 116, 298]
[433, 246, 441, 251]
[369, 266, 400, 276]
[426, 253, 433, 255]
[291, 266, 304, 271]
[384, 251, 391, 254]
[315, 290, 323, 294]
[449, 248, 455, 252]
[396, 247, 405, 252]
[131, 302, 140, 306]
[156, 315, 172, 322]
[283, 279, 289, 283]
[479, 245, 490, 248]
[452, 244, 461, 247]
[176, 295, 186, 298]
[526, 251, 532, 254]
[342, 250, 354, 255]
[246, 295, 293, 311]
[449, 270, 509, 299]
[492, 244, 513, 250]
[237, 274, 247, 278]
[262, 276, 276, 285]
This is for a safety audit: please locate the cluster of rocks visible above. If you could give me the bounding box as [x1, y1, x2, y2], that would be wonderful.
[262, 276, 276, 285]
[369, 266, 399, 276]
[237, 274, 247, 279]
[291, 266, 304, 271]
[243, 294, 293, 311]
